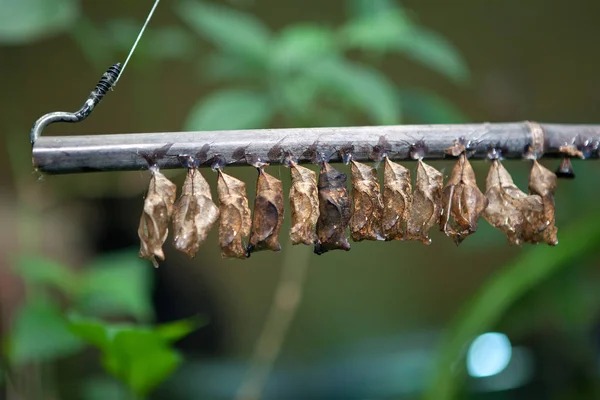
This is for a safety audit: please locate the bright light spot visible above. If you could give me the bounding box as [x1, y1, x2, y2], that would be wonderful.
[467, 332, 512, 378]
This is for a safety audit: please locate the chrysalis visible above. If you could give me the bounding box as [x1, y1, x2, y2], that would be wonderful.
[315, 161, 351, 254]
[483, 159, 544, 245]
[526, 160, 558, 245]
[172, 166, 220, 258]
[440, 153, 488, 245]
[289, 161, 319, 245]
[138, 167, 177, 267]
[406, 160, 443, 244]
[216, 170, 252, 259]
[248, 167, 284, 253]
[382, 157, 412, 241]
[349, 160, 383, 241]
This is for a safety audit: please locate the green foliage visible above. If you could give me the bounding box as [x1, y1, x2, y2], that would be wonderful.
[69, 316, 202, 397]
[174, 0, 469, 130]
[184, 89, 273, 131]
[0, 0, 79, 44]
[6, 250, 200, 397]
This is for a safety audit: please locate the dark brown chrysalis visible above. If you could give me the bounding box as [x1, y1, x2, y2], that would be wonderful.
[315, 161, 351, 254]
[248, 167, 284, 253]
[138, 168, 177, 267]
[526, 160, 558, 245]
[172, 167, 220, 258]
[349, 160, 383, 241]
[483, 159, 544, 246]
[440, 152, 489, 245]
[289, 161, 319, 245]
[406, 160, 443, 244]
[216, 170, 252, 259]
[382, 157, 413, 241]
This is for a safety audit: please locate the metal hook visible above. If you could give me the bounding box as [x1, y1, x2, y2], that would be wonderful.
[30, 63, 122, 145]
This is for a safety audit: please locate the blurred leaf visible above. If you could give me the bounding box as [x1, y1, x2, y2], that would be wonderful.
[202, 53, 265, 82]
[81, 376, 129, 400]
[106, 19, 195, 60]
[311, 60, 401, 125]
[14, 256, 78, 296]
[400, 88, 468, 123]
[270, 24, 338, 73]
[78, 250, 154, 322]
[9, 300, 84, 365]
[0, 0, 79, 44]
[340, 11, 469, 84]
[396, 27, 469, 85]
[155, 316, 206, 343]
[426, 214, 600, 400]
[102, 329, 182, 396]
[340, 9, 412, 53]
[68, 316, 113, 351]
[184, 89, 273, 131]
[175, 0, 271, 62]
[70, 18, 115, 69]
[347, 0, 397, 18]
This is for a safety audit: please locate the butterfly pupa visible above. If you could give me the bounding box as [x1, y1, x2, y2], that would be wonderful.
[525, 160, 558, 245]
[314, 161, 351, 254]
[288, 161, 319, 245]
[172, 166, 220, 258]
[349, 160, 384, 241]
[406, 159, 443, 244]
[440, 152, 489, 245]
[382, 157, 412, 241]
[483, 159, 544, 246]
[248, 166, 284, 253]
[138, 167, 177, 267]
[216, 170, 252, 259]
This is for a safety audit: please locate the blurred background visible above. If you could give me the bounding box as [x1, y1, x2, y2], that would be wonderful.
[2, 0, 600, 399]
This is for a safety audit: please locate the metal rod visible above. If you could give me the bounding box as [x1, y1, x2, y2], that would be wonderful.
[32, 122, 600, 174]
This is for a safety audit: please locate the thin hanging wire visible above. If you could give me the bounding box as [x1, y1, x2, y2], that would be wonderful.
[116, 0, 161, 85]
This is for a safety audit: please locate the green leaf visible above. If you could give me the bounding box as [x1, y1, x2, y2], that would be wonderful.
[426, 214, 600, 400]
[311, 60, 401, 125]
[340, 9, 413, 52]
[68, 316, 113, 351]
[270, 24, 338, 73]
[13, 255, 78, 296]
[0, 0, 79, 44]
[9, 301, 84, 365]
[400, 88, 469, 123]
[396, 27, 470, 85]
[346, 0, 398, 18]
[340, 11, 469, 84]
[101, 329, 182, 396]
[78, 250, 154, 322]
[202, 53, 264, 82]
[175, 0, 271, 62]
[106, 19, 195, 60]
[155, 316, 206, 343]
[184, 89, 273, 131]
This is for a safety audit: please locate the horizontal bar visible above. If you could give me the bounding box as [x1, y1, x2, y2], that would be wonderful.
[32, 122, 600, 174]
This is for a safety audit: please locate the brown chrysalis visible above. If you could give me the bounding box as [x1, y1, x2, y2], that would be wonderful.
[483, 159, 544, 245]
[172, 166, 220, 258]
[315, 161, 351, 254]
[381, 157, 412, 241]
[406, 159, 443, 244]
[138, 168, 177, 267]
[349, 160, 383, 241]
[526, 160, 558, 245]
[288, 161, 320, 245]
[248, 167, 284, 253]
[216, 170, 252, 259]
[440, 152, 489, 245]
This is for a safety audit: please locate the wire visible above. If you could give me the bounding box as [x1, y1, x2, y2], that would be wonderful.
[115, 0, 161, 85]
